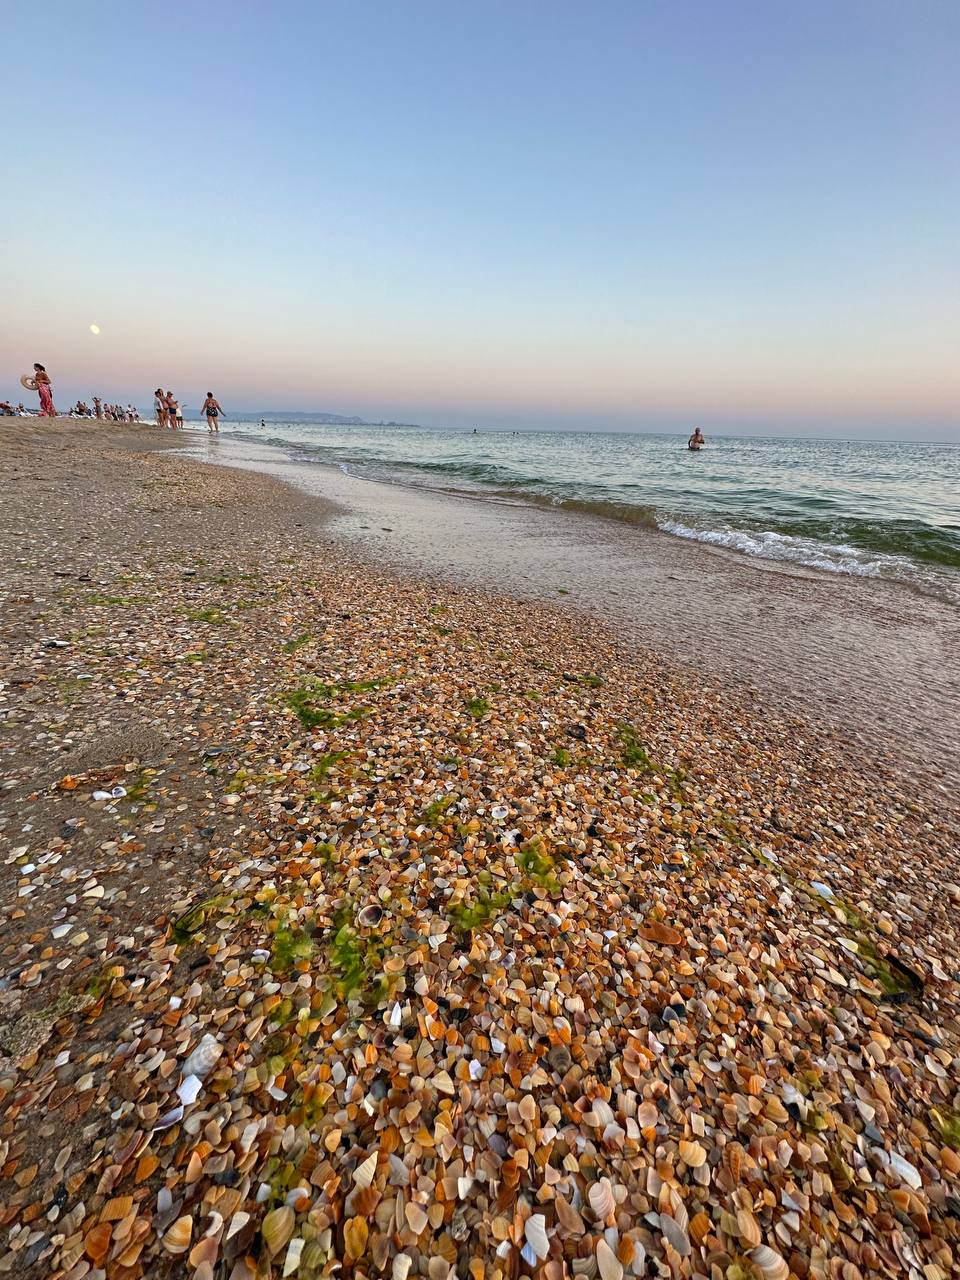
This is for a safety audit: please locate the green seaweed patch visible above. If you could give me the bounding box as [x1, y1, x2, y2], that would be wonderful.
[330, 920, 365, 1000]
[169, 895, 231, 946]
[931, 1107, 960, 1150]
[187, 607, 228, 624]
[450, 887, 514, 937]
[856, 937, 923, 1000]
[580, 674, 604, 688]
[619, 724, 654, 771]
[281, 680, 376, 731]
[516, 839, 560, 891]
[271, 924, 314, 971]
[422, 794, 459, 826]
[550, 747, 572, 768]
[85, 593, 145, 607]
[281, 632, 315, 654]
[466, 697, 490, 719]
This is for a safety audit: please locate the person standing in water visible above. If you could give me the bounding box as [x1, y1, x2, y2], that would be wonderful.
[687, 426, 705, 450]
[33, 364, 57, 416]
[201, 391, 223, 433]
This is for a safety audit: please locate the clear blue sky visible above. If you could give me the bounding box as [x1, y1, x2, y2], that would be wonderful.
[2, 0, 958, 438]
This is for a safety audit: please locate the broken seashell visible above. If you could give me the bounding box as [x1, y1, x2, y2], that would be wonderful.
[358, 903, 384, 928]
[524, 1214, 549, 1260]
[182, 1033, 223, 1079]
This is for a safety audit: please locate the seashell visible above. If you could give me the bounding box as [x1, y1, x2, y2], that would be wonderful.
[353, 1185, 381, 1216]
[723, 1142, 744, 1182]
[353, 1150, 378, 1188]
[637, 1100, 658, 1128]
[226, 1211, 251, 1241]
[736, 1209, 762, 1249]
[343, 1216, 368, 1262]
[84, 1223, 112, 1266]
[262, 1205, 295, 1257]
[162, 1215, 193, 1255]
[689, 1212, 712, 1245]
[283, 1239, 304, 1277]
[660, 1215, 690, 1258]
[678, 1139, 707, 1168]
[596, 1238, 623, 1280]
[555, 1193, 585, 1237]
[405, 1202, 428, 1235]
[183, 1033, 223, 1079]
[749, 1245, 790, 1280]
[100, 1195, 133, 1222]
[588, 1177, 616, 1222]
[639, 921, 683, 946]
[358, 904, 384, 928]
[524, 1213, 550, 1260]
[393, 1253, 413, 1280]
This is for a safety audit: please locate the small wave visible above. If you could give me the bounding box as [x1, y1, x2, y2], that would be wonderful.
[659, 519, 913, 580]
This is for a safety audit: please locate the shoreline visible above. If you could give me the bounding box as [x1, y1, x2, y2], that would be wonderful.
[178, 429, 960, 797]
[2, 420, 959, 1279]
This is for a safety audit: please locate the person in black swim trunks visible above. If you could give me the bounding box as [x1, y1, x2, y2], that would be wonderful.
[202, 391, 223, 433]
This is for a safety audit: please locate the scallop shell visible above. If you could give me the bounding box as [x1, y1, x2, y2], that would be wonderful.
[749, 1245, 790, 1280]
[162, 1215, 193, 1255]
[524, 1213, 549, 1261]
[358, 904, 384, 928]
[262, 1206, 295, 1257]
[596, 1239, 623, 1280]
[588, 1177, 615, 1222]
[182, 1033, 223, 1079]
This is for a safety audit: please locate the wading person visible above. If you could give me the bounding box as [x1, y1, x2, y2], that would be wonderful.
[201, 391, 223, 433]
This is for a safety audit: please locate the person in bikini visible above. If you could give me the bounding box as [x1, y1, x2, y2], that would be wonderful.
[201, 391, 223, 433]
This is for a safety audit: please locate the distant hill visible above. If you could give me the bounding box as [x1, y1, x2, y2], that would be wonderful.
[231, 411, 420, 428]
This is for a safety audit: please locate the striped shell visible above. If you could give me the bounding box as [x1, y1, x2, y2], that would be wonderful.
[749, 1245, 790, 1280]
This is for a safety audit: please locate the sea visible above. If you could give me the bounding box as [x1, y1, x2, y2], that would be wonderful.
[209, 421, 959, 603]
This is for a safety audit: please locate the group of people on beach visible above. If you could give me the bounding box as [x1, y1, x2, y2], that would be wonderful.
[72, 399, 140, 422]
[7, 365, 225, 434]
[153, 389, 223, 432]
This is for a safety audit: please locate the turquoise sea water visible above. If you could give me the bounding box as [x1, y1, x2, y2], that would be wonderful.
[219, 422, 960, 601]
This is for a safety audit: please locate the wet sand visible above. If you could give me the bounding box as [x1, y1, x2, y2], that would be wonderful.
[182, 433, 960, 797]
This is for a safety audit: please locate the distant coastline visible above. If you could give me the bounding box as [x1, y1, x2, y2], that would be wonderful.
[227, 410, 421, 428]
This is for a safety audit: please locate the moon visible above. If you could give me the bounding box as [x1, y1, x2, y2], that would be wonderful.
[89, 323, 100, 335]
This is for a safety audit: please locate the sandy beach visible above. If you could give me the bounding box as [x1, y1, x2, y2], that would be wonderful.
[1, 420, 959, 1279]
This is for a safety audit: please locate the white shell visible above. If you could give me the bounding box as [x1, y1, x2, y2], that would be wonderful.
[596, 1239, 623, 1280]
[353, 1151, 378, 1188]
[524, 1214, 549, 1260]
[183, 1033, 223, 1079]
[393, 1254, 413, 1280]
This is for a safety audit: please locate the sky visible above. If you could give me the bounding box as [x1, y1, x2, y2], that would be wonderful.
[2, 1, 958, 439]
